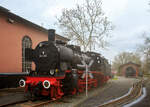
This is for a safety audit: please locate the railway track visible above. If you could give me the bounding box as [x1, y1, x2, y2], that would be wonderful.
[0, 98, 57, 107]
[98, 79, 144, 107]
[30, 78, 148, 107]
[0, 87, 24, 92]
[0, 78, 146, 107]
[17, 99, 56, 107]
[0, 87, 24, 97]
[0, 99, 28, 107]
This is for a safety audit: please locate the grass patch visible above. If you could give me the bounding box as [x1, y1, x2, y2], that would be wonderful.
[112, 76, 118, 80]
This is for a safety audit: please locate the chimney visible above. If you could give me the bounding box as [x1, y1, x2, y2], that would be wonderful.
[48, 29, 55, 41]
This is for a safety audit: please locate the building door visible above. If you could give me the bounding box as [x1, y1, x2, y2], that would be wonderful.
[125, 66, 136, 77]
[22, 36, 32, 72]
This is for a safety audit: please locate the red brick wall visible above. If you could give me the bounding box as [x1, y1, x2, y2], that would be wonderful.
[0, 13, 48, 73]
[121, 64, 139, 77]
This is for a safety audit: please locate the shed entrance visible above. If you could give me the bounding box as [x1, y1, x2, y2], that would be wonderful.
[125, 66, 136, 77]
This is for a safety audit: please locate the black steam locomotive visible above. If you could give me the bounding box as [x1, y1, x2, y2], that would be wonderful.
[19, 29, 111, 100]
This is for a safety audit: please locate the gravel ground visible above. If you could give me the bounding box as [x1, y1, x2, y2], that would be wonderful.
[44, 76, 139, 107]
[44, 81, 112, 107]
[76, 77, 139, 107]
[131, 79, 150, 107]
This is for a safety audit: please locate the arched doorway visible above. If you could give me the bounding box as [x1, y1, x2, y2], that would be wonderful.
[125, 66, 136, 77]
[22, 36, 32, 72]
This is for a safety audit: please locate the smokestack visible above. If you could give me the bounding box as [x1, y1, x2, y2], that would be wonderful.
[48, 29, 55, 41]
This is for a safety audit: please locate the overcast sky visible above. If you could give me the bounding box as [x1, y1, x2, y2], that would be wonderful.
[0, 0, 150, 62]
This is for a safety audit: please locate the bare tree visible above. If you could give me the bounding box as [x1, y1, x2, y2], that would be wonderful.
[56, 0, 113, 51]
[137, 33, 150, 74]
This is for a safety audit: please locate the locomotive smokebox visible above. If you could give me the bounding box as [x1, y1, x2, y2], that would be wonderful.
[48, 29, 55, 41]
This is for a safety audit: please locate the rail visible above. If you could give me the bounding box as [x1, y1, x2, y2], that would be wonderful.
[0, 99, 28, 107]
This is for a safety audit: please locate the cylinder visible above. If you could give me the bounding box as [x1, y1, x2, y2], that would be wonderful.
[48, 29, 55, 42]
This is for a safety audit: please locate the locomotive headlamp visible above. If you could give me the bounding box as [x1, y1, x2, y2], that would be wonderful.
[43, 80, 50, 89]
[98, 60, 101, 63]
[19, 79, 26, 87]
[39, 43, 43, 47]
[49, 69, 55, 75]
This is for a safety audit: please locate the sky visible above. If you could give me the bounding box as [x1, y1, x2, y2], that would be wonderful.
[0, 0, 150, 62]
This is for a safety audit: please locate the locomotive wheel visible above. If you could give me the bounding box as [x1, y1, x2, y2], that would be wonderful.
[78, 85, 84, 93]
[24, 90, 37, 101]
[24, 91, 32, 100]
[94, 81, 98, 87]
[33, 87, 41, 97]
[71, 88, 77, 95]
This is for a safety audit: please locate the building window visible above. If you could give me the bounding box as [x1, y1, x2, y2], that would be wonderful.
[22, 36, 32, 72]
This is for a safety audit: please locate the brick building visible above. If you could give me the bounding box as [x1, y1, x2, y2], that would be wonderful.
[0, 6, 69, 73]
[119, 62, 142, 77]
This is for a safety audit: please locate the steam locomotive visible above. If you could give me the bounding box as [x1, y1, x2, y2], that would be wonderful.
[19, 29, 111, 100]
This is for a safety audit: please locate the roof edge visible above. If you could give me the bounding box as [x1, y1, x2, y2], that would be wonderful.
[0, 6, 70, 41]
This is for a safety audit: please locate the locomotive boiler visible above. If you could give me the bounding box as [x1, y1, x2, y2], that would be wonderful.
[19, 29, 111, 100]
